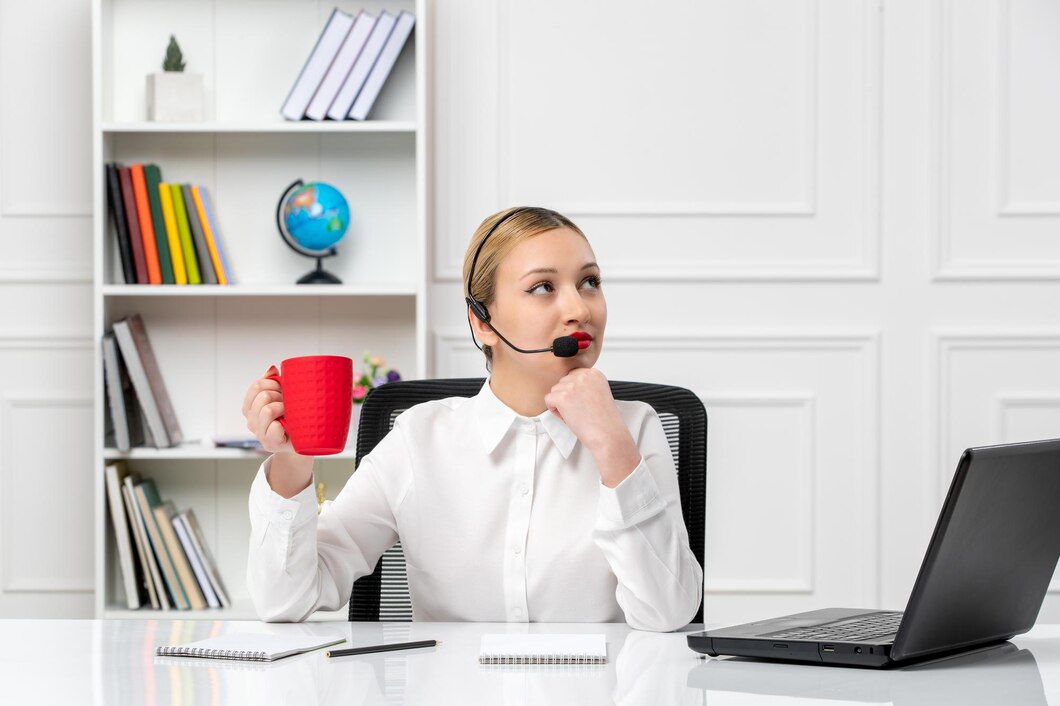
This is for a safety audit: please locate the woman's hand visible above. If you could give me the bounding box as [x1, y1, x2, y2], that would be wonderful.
[241, 365, 294, 455]
[544, 368, 641, 487]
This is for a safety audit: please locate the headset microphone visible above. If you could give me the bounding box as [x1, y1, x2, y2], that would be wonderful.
[464, 208, 582, 359]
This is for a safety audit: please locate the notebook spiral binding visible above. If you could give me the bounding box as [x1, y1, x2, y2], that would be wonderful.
[478, 653, 607, 665]
[155, 646, 269, 661]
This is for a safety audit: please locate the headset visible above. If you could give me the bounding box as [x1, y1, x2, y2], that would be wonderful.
[464, 207, 579, 358]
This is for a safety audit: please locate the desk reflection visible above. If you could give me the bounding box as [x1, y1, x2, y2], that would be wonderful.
[687, 643, 1049, 705]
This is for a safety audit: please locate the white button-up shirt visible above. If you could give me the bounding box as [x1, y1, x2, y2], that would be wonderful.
[247, 380, 703, 631]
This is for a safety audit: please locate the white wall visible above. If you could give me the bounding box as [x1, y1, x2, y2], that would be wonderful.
[1, 0, 1059, 621]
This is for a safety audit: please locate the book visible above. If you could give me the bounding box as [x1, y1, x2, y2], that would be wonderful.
[158, 183, 188, 284]
[169, 183, 201, 284]
[105, 163, 135, 284]
[134, 478, 190, 610]
[190, 185, 226, 285]
[123, 473, 167, 609]
[118, 166, 148, 284]
[156, 633, 346, 661]
[121, 480, 160, 609]
[112, 314, 183, 448]
[327, 10, 397, 121]
[153, 501, 207, 610]
[144, 164, 174, 284]
[171, 513, 220, 608]
[197, 188, 233, 283]
[104, 462, 143, 610]
[102, 332, 144, 451]
[349, 10, 415, 121]
[181, 184, 217, 284]
[280, 8, 356, 120]
[178, 507, 230, 608]
[478, 634, 607, 665]
[130, 164, 162, 284]
[304, 11, 376, 120]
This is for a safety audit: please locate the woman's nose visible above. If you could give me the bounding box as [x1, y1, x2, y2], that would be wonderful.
[561, 286, 591, 324]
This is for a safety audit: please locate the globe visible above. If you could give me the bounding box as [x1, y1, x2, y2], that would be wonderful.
[276, 180, 350, 284]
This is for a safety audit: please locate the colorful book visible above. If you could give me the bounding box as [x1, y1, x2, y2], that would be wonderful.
[281, 8, 356, 120]
[190, 185, 227, 285]
[327, 11, 396, 121]
[133, 479, 190, 610]
[197, 188, 233, 284]
[169, 184, 201, 284]
[305, 11, 376, 120]
[158, 184, 188, 284]
[182, 184, 217, 284]
[153, 501, 207, 610]
[349, 11, 415, 121]
[171, 512, 220, 608]
[118, 166, 148, 284]
[105, 163, 135, 284]
[123, 473, 166, 609]
[143, 164, 174, 284]
[130, 164, 162, 284]
[178, 508, 230, 608]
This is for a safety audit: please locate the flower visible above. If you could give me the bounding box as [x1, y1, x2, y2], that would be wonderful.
[353, 350, 401, 404]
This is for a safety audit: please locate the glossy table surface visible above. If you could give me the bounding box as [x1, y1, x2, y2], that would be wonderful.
[3, 619, 1060, 705]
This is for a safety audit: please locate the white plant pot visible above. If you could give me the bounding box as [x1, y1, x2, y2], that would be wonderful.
[147, 72, 204, 122]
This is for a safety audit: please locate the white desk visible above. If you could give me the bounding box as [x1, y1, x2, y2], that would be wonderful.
[2, 620, 1059, 705]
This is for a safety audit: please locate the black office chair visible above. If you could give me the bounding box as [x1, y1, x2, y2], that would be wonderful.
[348, 378, 707, 624]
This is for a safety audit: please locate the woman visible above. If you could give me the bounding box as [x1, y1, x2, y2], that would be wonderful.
[243, 206, 702, 631]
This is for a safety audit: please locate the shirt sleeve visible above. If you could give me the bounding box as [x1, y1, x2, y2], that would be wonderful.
[246, 424, 410, 622]
[592, 405, 704, 632]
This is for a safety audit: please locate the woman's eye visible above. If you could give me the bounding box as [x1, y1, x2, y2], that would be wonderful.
[527, 282, 554, 295]
[581, 275, 602, 289]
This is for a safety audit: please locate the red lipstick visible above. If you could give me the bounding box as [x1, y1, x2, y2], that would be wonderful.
[570, 331, 593, 350]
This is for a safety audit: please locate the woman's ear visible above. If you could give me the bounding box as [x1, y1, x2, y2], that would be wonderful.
[469, 306, 499, 347]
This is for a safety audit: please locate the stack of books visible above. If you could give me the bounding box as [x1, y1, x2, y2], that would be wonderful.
[103, 313, 182, 450]
[281, 7, 416, 121]
[105, 462, 230, 611]
[105, 162, 232, 285]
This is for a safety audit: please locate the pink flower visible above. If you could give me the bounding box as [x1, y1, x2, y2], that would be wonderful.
[352, 385, 368, 402]
[369, 355, 384, 368]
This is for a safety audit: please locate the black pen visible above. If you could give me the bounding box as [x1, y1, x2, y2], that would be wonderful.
[326, 639, 440, 658]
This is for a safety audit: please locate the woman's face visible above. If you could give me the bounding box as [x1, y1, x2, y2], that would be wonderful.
[481, 227, 607, 379]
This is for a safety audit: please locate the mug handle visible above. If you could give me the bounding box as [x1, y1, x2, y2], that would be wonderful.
[264, 372, 289, 433]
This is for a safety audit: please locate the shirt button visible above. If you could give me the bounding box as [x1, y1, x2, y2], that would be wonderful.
[522, 422, 534, 432]
[514, 546, 522, 555]
[281, 510, 293, 520]
[519, 485, 529, 495]
[514, 608, 523, 618]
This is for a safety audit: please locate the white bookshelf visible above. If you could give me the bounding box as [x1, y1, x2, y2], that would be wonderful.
[91, 0, 428, 619]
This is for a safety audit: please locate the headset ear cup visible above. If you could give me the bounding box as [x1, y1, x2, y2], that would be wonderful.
[465, 297, 491, 323]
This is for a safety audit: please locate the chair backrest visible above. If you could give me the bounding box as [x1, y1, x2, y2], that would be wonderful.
[348, 378, 707, 623]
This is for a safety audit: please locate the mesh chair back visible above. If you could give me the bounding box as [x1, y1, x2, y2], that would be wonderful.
[349, 378, 706, 623]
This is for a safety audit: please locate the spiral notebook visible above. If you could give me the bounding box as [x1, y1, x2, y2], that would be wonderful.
[156, 633, 345, 662]
[479, 634, 607, 665]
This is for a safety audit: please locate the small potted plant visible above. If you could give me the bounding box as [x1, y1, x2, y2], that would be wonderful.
[146, 35, 203, 121]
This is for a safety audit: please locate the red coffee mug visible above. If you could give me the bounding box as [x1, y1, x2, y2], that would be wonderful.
[265, 355, 353, 456]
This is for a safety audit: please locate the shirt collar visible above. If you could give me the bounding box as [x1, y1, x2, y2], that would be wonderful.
[474, 379, 578, 459]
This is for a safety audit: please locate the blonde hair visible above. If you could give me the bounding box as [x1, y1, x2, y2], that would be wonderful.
[462, 206, 586, 370]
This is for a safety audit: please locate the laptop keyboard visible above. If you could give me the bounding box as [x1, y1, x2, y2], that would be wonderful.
[764, 611, 904, 643]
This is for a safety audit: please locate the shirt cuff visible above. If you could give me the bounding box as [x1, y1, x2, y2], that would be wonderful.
[596, 458, 665, 530]
[249, 455, 319, 530]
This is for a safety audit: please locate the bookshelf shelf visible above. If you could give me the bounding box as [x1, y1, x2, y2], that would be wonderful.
[93, 0, 428, 619]
[102, 120, 417, 134]
[102, 283, 419, 297]
[103, 445, 357, 461]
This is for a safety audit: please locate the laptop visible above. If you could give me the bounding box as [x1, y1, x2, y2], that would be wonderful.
[687, 438, 1060, 668]
[686, 643, 1048, 705]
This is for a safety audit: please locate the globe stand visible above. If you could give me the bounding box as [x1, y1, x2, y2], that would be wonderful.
[298, 258, 342, 285]
[277, 178, 350, 286]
